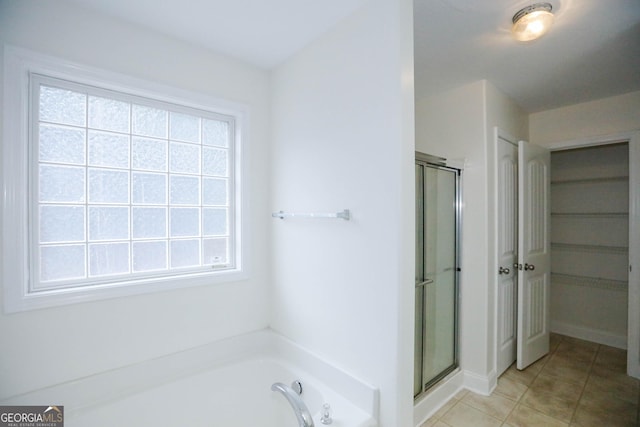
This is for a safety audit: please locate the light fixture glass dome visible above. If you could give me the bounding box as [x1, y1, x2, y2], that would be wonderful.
[512, 3, 554, 42]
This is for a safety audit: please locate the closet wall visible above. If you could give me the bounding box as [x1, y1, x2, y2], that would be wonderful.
[550, 143, 629, 348]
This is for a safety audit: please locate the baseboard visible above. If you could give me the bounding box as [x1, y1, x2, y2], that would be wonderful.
[462, 369, 497, 396]
[413, 369, 498, 426]
[551, 321, 627, 349]
[413, 369, 463, 427]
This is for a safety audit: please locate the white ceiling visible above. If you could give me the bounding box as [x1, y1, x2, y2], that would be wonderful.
[64, 0, 369, 69]
[66, 0, 640, 112]
[414, 0, 640, 112]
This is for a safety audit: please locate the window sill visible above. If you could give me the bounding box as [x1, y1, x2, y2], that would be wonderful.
[4, 268, 248, 313]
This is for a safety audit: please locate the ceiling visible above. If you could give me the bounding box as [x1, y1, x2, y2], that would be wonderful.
[64, 0, 369, 69]
[65, 0, 640, 113]
[414, 0, 640, 112]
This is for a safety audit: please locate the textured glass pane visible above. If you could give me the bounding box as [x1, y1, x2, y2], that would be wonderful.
[40, 245, 86, 283]
[39, 85, 86, 127]
[39, 165, 85, 203]
[132, 137, 167, 171]
[132, 172, 166, 205]
[88, 95, 130, 133]
[133, 241, 167, 272]
[203, 178, 227, 205]
[170, 208, 199, 237]
[89, 206, 129, 241]
[202, 119, 229, 147]
[89, 169, 129, 203]
[203, 238, 228, 265]
[39, 124, 86, 164]
[170, 142, 200, 174]
[170, 175, 200, 205]
[203, 147, 227, 176]
[203, 208, 227, 236]
[40, 205, 85, 243]
[133, 104, 168, 138]
[170, 239, 200, 268]
[88, 131, 130, 168]
[132, 207, 167, 239]
[170, 112, 200, 143]
[89, 243, 130, 277]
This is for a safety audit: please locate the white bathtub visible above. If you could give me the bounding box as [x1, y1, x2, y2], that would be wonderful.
[68, 358, 374, 426]
[3, 330, 378, 427]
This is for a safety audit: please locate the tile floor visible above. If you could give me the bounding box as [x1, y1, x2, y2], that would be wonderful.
[420, 334, 640, 427]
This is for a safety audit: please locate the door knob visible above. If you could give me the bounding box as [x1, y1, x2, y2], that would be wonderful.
[524, 263, 535, 271]
[498, 266, 510, 275]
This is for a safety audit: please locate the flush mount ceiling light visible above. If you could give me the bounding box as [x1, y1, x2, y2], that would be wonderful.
[512, 2, 554, 42]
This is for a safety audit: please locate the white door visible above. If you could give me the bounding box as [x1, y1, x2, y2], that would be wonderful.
[516, 140, 551, 370]
[496, 136, 518, 376]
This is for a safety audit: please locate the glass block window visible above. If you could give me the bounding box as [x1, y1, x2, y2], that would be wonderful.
[31, 75, 235, 290]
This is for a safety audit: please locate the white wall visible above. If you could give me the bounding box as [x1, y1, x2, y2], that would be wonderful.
[0, 0, 270, 399]
[530, 90, 640, 147]
[415, 80, 528, 392]
[270, 0, 415, 425]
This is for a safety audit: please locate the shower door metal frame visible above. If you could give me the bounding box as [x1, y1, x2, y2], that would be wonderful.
[414, 151, 462, 398]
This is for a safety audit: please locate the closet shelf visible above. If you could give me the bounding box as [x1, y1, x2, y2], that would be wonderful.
[551, 243, 628, 254]
[551, 273, 628, 291]
[551, 176, 628, 185]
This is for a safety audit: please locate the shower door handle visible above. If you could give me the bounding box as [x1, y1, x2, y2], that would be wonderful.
[415, 279, 434, 288]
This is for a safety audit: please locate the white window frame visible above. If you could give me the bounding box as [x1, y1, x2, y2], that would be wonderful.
[3, 46, 249, 312]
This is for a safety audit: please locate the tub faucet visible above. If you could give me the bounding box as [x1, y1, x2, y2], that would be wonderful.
[271, 382, 315, 427]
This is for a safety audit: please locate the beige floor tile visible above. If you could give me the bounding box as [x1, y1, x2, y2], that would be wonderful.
[550, 333, 562, 352]
[593, 345, 627, 373]
[502, 364, 539, 387]
[553, 346, 596, 365]
[420, 418, 448, 427]
[420, 336, 638, 427]
[520, 388, 578, 423]
[540, 355, 590, 385]
[559, 336, 599, 352]
[572, 401, 638, 427]
[432, 397, 458, 419]
[453, 389, 469, 400]
[549, 349, 594, 368]
[579, 388, 638, 423]
[461, 391, 517, 420]
[505, 404, 569, 427]
[530, 373, 583, 402]
[494, 376, 529, 401]
[526, 354, 550, 374]
[590, 363, 640, 389]
[585, 371, 640, 405]
[440, 402, 502, 427]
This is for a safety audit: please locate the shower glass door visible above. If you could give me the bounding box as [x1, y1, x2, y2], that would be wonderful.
[414, 153, 460, 398]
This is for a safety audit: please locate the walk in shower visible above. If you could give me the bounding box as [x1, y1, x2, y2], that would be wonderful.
[414, 153, 461, 398]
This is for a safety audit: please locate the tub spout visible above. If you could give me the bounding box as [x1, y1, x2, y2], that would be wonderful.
[271, 382, 315, 427]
